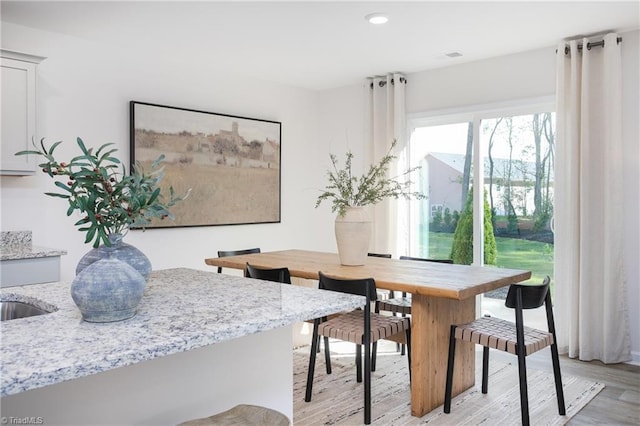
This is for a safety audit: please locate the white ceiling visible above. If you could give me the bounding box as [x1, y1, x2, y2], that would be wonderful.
[1, 1, 639, 91]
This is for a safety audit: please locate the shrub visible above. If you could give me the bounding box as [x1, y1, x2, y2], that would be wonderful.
[443, 207, 452, 231]
[451, 210, 460, 231]
[450, 188, 497, 265]
[507, 213, 519, 234]
[533, 201, 553, 233]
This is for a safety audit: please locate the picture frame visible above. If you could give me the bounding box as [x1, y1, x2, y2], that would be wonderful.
[130, 101, 281, 228]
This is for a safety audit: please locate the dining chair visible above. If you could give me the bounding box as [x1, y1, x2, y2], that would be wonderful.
[244, 262, 330, 359]
[244, 262, 291, 283]
[443, 276, 565, 426]
[305, 271, 411, 425]
[373, 256, 453, 364]
[365, 252, 397, 366]
[216, 248, 261, 273]
[367, 252, 393, 301]
[367, 252, 392, 258]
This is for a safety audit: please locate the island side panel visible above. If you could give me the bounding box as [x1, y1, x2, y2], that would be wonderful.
[1, 325, 293, 424]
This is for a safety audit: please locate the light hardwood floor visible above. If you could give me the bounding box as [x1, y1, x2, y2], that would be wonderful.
[295, 341, 639, 425]
[539, 355, 639, 424]
[483, 300, 640, 424]
[451, 349, 640, 425]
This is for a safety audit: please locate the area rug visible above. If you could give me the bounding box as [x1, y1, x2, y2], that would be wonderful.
[293, 348, 604, 425]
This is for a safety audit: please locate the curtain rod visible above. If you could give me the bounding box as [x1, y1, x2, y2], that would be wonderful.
[369, 76, 407, 89]
[561, 36, 622, 54]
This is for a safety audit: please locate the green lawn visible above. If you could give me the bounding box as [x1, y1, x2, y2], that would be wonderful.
[420, 231, 554, 284]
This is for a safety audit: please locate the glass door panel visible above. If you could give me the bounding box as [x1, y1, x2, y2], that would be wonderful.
[479, 112, 555, 327]
[409, 122, 473, 261]
[479, 113, 555, 284]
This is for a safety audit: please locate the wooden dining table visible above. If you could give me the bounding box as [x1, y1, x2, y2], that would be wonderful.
[204, 249, 531, 417]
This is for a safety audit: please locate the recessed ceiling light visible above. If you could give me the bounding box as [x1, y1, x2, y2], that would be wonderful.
[365, 13, 388, 25]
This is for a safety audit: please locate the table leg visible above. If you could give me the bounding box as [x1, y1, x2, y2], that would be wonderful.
[410, 294, 476, 417]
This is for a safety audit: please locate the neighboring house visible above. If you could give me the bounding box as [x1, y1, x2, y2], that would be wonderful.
[422, 153, 464, 218]
[425, 152, 554, 217]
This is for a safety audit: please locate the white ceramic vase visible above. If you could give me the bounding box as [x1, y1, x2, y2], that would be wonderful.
[334, 206, 372, 266]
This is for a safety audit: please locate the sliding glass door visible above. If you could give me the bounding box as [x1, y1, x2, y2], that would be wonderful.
[406, 99, 555, 319]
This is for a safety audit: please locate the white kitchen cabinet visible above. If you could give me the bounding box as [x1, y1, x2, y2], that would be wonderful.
[0, 231, 66, 287]
[1, 50, 45, 175]
[0, 256, 63, 288]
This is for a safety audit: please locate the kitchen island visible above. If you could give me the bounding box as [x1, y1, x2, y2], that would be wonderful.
[1, 268, 364, 424]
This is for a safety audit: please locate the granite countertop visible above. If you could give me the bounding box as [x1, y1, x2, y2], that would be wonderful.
[0, 268, 365, 397]
[0, 244, 68, 261]
[0, 230, 67, 261]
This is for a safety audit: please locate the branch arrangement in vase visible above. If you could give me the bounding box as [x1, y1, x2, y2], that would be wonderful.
[315, 139, 427, 217]
[16, 138, 190, 247]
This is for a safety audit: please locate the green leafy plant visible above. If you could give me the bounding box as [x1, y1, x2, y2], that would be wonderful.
[16, 138, 190, 247]
[450, 188, 497, 265]
[315, 139, 426, 217]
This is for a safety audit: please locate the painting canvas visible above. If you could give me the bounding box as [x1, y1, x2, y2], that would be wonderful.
[130, 101, 281, 228]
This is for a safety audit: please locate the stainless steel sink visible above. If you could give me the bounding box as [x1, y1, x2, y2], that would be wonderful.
[1, 301, 52, 321]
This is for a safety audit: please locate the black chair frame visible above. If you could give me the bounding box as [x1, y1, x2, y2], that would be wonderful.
[244, 262, 291, 284]
[216, 248, 261, 273]
[244, 262, 331, 360]
[444, 277, 565, 426]
[367, 252, 392, 259]
[305, 271, 411, 425]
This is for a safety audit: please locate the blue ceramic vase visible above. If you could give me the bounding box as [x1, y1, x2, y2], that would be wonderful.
[71, 256, 146, 322]
[76, 233, 152, 281]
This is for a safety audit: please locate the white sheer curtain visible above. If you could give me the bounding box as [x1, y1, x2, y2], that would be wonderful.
[554, 33, 631, 363]
[365, 73, 408, 256]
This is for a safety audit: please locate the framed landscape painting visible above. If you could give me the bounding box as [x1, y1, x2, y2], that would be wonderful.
[130, 101, 281, 228]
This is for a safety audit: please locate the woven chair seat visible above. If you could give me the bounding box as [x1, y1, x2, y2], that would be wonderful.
[445, 278, 564, 426]
[306, 272, 412, 424]
[455, 315, 554, 356]
[318, 310, 410, 345]
[377, 297, 411, 315]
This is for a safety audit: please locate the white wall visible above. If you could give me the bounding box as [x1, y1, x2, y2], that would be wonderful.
[0, 22, 337, 282]
[406, 47, 557, 112]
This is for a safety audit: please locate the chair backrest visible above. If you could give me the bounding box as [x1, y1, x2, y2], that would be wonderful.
[399, 255, 453, 264]
[216, 248, 261, 273]
[367, 252, 392, 258]
[244, 262, 291, 284]
[318, 271, 377, 302]
[505, 276, 550, 310]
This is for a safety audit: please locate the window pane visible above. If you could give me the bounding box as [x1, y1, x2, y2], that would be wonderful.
[409, 122, 473, 261]
[480, 113, 555, 286]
